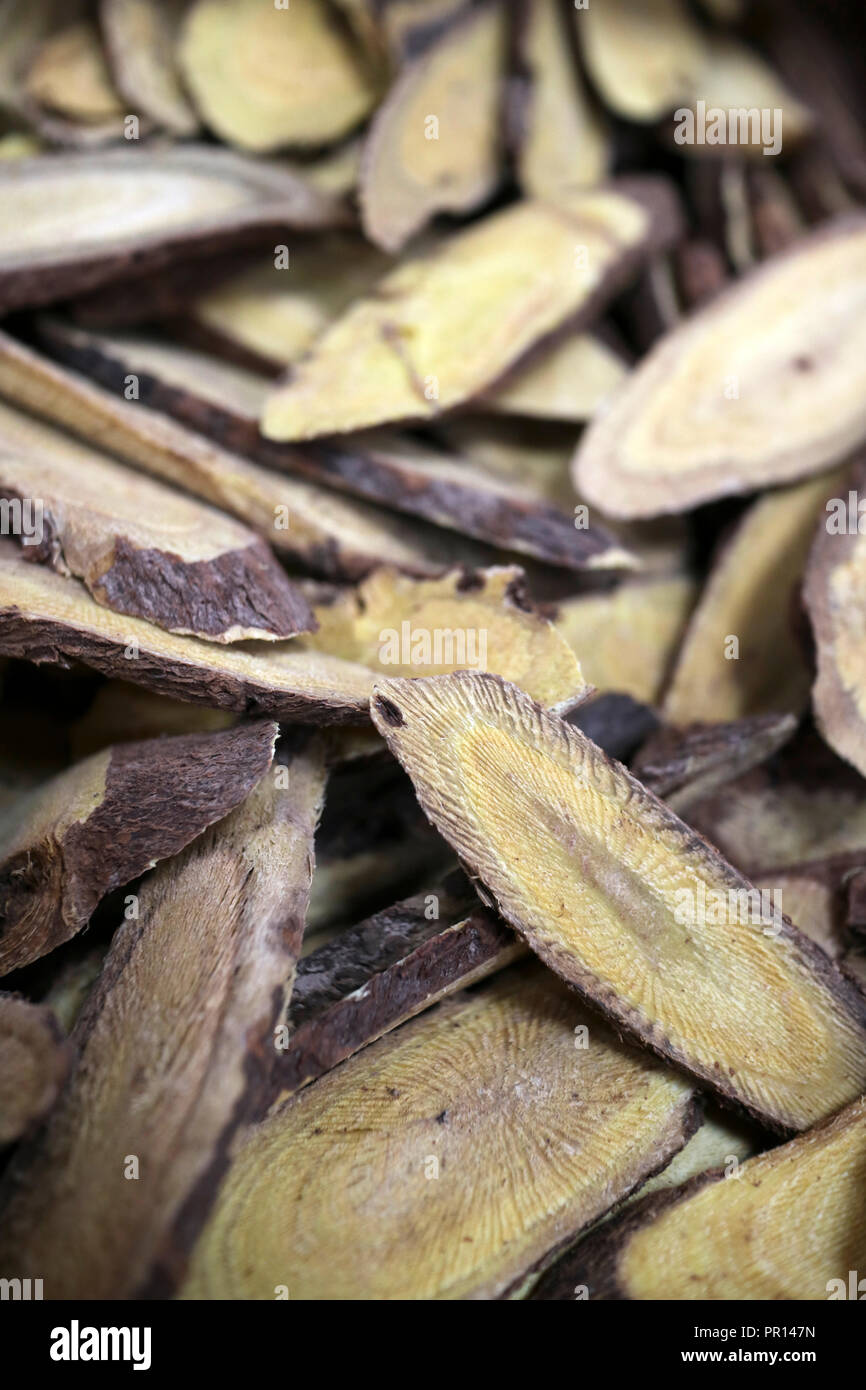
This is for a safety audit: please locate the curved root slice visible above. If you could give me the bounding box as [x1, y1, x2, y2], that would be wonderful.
[574, 217, 866, 518]
[533, 1095, 866, 1300]
[182, 963, 698, 1300]
[370, 671, 866, 1130]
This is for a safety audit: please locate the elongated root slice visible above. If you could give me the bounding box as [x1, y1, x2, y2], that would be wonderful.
[0, 720, 278, 975]
[182, 962, 698, 1300]
[0, 994, 69, 1146]
[632, 712, 797, 815]
[0, 733, 326, 1298]
[272, 876, 521, 1102]
[0, 444, 314, 642]
[261, 176, 682, 441]
[0, 541, 373, 724]
[531, 1094, 866, 1300]
[573, 216, 866, 518]
[662, 473, 842, 723]
[370, 672, 866, 1131]
[805, 456, 866, 780]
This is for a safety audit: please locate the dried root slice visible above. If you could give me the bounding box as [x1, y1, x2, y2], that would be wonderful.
[370, 672, 866, 1130]
[668, 36, 812, 160]
[755, 872, 842, 963]
[0, 443, 314, 643]
[555, 575, 696, 704]
[575, 218, 866, 518]
[31, 317, 632, 570]
[380, 0, 468, 59]
[41, 949, 107, 1034]
[0, 994, 69, 1146]
[686, 731, 866, 881]
[300, 567, 590, 713]
[182, 963, 697, 1300]
[0, 542, 373, 724]
[360, 1, 505, 252]
[0, 0, 75, 120]
[664, 475, 838, 724]
[24, 20, 126, 136]
[71, 681, 234, 758]
[179, 0, 377, 152]
[746, 165, 806, 260]
[274, 879, 521, 1100]
[515, 0, 609, 201]
[0, 329, 468, 581]
[100, 0, 199, 137]
[633, 713, 797, 815]
[189, 237, 391, 371]
[0, 145, 344, 314]
[532, 1095, 866, 1300]
[0, 720, 278, 976]
[0, 736, 326, 1298]
[674, 237, 729, 309]
[577, 0, 707, 123]
[482, 330, 627, 423]
[261, 177, 683, 441]
[805, 459, 866, 780]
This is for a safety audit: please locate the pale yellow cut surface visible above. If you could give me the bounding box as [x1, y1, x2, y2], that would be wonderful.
[556, 575, 695, 703]
[180, 0, 377, 150]
[519, 0, 609, 198]
[575, 220, 866, 517]
[182, 967, 695, 1300]
[370, 672, 866, 1130]
[620, 1097, 866, 1299]
[300, 567, 589, 711]
[663, 474, 838, 722]
[578, 0, 707, 122]
[361, 2, 505, 251]
[262, 188, 653, 440]
[484, 331, 627, 422]
[26, 22, 124, 122]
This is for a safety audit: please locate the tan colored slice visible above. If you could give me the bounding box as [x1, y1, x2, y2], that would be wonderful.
[181, 963, 697, 1300]
[101, 0, 199, 138]
[0, 541, 373, 724]
[190, 237, 391, 371]
[0, 328, 471, 581]
[179, 0, 377, 151]
[577, 0, 707, 123]
[533, 1096, 866, 1300]
[0, 444, 313, 642]
[517, 0, 609, 199]
[0, 720, 278, 975]
[805, 459, 866, 779]
[0, 736, 326, 1298]
[574, 217, 866, 518]
[663, 473, 838, 724]
[300, 567, 589, 713]
[483, 330, 627, 422]
[261, 177, 683, 440]
[0, 145, 344, 314]
[360, 1, 505, 252]
[370, 671, 866, 1130]
[555, 575, 696, 704]
[0, 0, 78, 121]
[0, 994, 69, 1146]
[25, 20, 124, 124]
